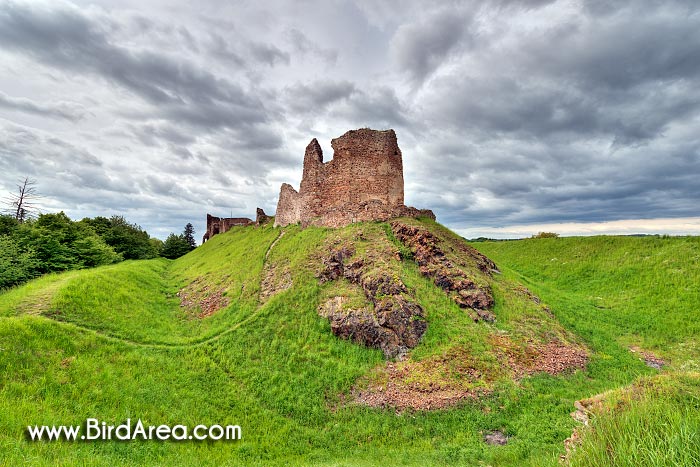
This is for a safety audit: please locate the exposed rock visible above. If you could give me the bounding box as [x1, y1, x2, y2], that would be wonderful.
[260, 266, 292, 302]
[484, 430, 509, 446]
[318, 244, 426, 358]
[274, 129, 435, 228]
[374, 295, 426, 351]
[391, 221, 496, 321]
[514, 285, 541, 304]
[562, 391, 613, 463]
[318, 246, 355, 283]
[255, 207, 271, 226]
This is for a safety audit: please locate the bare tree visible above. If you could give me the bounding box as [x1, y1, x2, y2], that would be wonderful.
[5, 177, 40, 223]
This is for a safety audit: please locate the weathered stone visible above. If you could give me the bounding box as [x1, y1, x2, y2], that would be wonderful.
[202, 213, 253, 242]
[274, 129, 435, 228]
[484, 430, 509, 446]
[375, 296, 427, 349]
[317, 245, 427, 358]
[391, 221, 497, 321]
[255, 207, 271, 226]
[318, 246, 355, 283]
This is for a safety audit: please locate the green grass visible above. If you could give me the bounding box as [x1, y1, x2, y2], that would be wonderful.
[472, 236, 700, 370]
[564, 373, 700, 467]
[0, 224, 697, 465]
[472, 236, 700, 465]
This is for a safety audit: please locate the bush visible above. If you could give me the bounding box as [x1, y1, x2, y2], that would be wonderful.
[532, 232, 559, 239]
[0, 236, 40, 289]
[81, 216, 159, 260]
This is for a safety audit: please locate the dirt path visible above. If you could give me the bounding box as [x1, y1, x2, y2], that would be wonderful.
[17, 274, 76, 316]
[264, 229, 285, 261]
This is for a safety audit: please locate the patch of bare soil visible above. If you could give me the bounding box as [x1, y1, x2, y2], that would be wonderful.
[489, 334, 589, 378]
[353, 349, 490, 410]
[177, 277, 229, 318]
[484, 430, 509, 445]
[629, 345, 666, 369]
[260, 265, 292, 302]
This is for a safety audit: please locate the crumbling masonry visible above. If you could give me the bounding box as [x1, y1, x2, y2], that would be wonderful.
[202, 208, 271, 243]
[202, 214, 253, 243]
[274, 128, 434, 228]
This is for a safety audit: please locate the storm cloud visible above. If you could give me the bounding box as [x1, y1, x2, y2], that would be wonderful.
[0, 0, 699, 239]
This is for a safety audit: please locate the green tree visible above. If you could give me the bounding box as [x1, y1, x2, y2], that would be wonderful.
[79, 216, 112, 237]
[99, 216, 158, 260]
[0, 236, 40, 289]
[149, 237, 164, 256]
[0, 214, 19, 236]
[25, 212, 80, 272]
[161, 233, 191, 259]
[72, 235, 122, 267]
[18, 212, 120, 273]
[532, 232, 559, 239]
[183, 223, 196, 249]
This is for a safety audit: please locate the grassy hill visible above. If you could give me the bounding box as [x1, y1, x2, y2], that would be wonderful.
[472, 236, 700, 466]
[472, 235, 700, 371]
[0, 222, 697, 466]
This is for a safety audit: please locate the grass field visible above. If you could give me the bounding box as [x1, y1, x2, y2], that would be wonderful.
[1, 223, 698, 466]
[473, 235, 700, 371]
[472, 235, 700, 466]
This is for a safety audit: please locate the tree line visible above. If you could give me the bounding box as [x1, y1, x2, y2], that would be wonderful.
[0, 212, 197, 290]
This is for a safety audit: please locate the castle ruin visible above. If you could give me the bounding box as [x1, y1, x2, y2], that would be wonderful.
[274, 128, 434, 228]
[202, 209, 272, 242]
[202, 214, 253, 242]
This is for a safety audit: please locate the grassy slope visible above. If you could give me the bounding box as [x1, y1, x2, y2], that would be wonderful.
[472, 236, 700, 370]
[472, 236, 700, 466]
[565, 372, 700, 467]
[0, 224, 693, 466]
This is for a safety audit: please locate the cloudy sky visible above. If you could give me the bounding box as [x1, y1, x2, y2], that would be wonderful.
[1, 0, 699, 240]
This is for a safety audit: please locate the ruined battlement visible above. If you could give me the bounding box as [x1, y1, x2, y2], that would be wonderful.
[274, 128, 434, 228]
[202, 214, 253, 243]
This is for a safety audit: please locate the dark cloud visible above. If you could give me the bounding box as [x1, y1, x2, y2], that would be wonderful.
[524, 9, 700, 92]
[284, 80, 357, 113]
[390, 8, 472, 85]
[0, 91, 86, 122]
[1, 0, 699, 239]
[208, 33, 246, 66]
[286, 28, 338, 65]
[249, 42, 290, 67]
[208, 33, 290, 68]
[336, 87, 409, 128]
[0, 1, 267, 125]
[127, 121, 196, 147]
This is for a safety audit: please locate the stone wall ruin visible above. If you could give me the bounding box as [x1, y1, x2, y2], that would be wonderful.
[274, 128, 434, 228]
[202, 214, 253, 242]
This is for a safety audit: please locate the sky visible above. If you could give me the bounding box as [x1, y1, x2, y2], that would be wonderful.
[0, 0, 699, 240]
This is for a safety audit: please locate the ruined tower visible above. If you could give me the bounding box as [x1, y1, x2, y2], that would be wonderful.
[274, 128, 434, 228]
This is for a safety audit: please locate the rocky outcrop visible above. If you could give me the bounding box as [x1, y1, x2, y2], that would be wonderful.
[391, 221, 498, 322]
[318, 245, 427, 359]
[274, 129, 435, 228]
